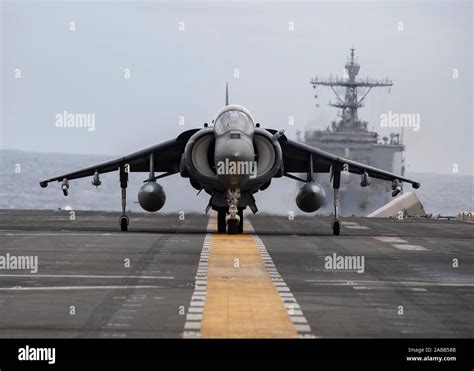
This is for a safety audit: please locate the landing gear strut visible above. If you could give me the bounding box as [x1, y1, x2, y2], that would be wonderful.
[224, 189, 243, 235]
[119, 165, 129, 232]
[332, 167, 341, 236]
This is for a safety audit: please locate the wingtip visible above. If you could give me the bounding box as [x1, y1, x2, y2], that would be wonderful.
[39, 181, 48, 188]
[412, 182, 420, 189]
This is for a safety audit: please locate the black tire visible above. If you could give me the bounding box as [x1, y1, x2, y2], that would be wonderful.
[332, 220, 340, 236]
[238, 209, 244, 234]
[217, 209, 227, 233]
[227, 219, 239, 235]
[120, 216, 128, 232]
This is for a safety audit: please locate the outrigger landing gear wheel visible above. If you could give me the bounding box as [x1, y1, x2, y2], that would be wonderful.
[227, 219, 239, 235]
[331, 167, 341, 236]
[332, 219, 341, 236]
[119, 166, 129, 232]
[217, 209, 227, 233]
[119, 215, 129, 232]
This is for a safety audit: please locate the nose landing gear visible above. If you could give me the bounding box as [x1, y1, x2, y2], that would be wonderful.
[217, 208, 243, 234]
[226, 203, 240, 234]
[215, 189, 244, 234]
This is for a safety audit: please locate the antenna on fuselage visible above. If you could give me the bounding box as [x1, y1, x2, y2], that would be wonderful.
[225, 82, 229, 106]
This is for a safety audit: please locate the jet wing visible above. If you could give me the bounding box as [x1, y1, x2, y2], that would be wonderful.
[281, 138, 420, 189]
[39, 129, 199, 187]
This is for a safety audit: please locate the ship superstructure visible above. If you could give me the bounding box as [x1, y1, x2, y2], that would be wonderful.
[304, 49, 405, 216]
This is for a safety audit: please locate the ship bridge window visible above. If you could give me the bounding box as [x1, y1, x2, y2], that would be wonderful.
[214, 110, 254, 136]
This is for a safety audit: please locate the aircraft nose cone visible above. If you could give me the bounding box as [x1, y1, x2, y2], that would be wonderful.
[214, 138, 255, 189]
[215, 139, 254, 163]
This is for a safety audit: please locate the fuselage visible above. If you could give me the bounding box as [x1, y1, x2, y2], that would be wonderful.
[213, 105, 256, 189]
[182, 104, 283, 209]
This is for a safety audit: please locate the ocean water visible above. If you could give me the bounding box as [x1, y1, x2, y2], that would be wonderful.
[1, 149, 473, 216]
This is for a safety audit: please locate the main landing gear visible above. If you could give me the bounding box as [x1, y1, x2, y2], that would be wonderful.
[227, 217, 239, 235]
[217, 208, 227, 233]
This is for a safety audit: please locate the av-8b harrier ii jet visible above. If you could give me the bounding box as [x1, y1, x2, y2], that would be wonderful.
[40, 85, 420, 235]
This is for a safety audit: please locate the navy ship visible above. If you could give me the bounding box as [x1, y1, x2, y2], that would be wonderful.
[302, 49, 405, 216]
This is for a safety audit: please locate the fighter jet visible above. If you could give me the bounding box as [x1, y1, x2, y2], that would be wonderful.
[40, 84, 420, 235]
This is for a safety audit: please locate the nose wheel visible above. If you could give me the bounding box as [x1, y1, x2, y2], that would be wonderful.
[225, 210, 244, 234]
[217, 208, 244, 234]
[222, 189, 244, 234]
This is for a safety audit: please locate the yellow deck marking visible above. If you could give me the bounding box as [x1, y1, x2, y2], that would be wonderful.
[200, 230, 297, 338]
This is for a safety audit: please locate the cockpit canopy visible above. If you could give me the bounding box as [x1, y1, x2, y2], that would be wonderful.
[213, 105, 255, 136]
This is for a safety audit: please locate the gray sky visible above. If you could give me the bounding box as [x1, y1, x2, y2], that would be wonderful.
[1, 0, 472, 175]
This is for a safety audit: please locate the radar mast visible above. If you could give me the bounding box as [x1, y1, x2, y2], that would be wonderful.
[310, 48, 393, 132]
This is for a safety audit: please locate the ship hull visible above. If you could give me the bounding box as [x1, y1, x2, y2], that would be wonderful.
[305, 132, 404, 216]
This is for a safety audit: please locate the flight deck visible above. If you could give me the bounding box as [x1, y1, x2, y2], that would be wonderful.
[0, 209, 472, 338]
